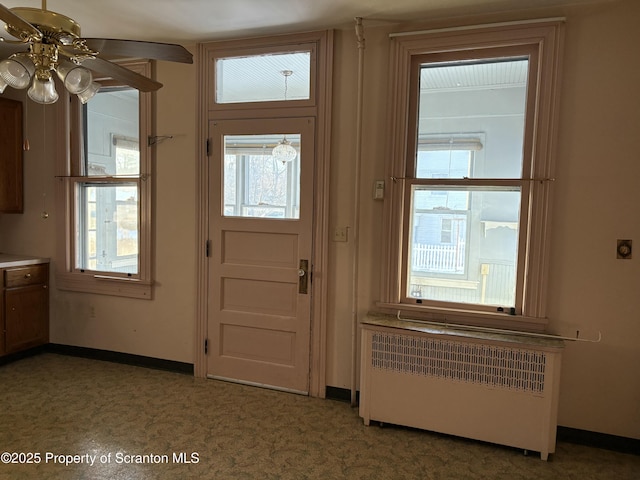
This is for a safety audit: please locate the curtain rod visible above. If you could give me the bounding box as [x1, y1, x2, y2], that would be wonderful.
[389, 17, 566, 38]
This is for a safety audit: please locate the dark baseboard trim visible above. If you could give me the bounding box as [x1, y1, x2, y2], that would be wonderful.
[46, 344, 194, 375]
[326, 386, 360, 404]
[557, 426, 640, 456]
[0, 345, 49, 366]
[325, 386, 639, 456]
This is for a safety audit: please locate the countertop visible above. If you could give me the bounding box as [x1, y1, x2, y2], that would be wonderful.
[0, 254, 50, 268]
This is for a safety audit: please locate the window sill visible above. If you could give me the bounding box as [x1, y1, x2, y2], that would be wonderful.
[375, 302, 548, 333]
[56, 272, 153, 299]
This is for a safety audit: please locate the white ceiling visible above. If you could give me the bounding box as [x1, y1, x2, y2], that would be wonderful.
[0, 0, 614, 45]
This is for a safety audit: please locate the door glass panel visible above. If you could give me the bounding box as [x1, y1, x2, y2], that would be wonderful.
[223, 134, 300, 219]
[216, 51, 311, 104]
[408, 186, 521, 307]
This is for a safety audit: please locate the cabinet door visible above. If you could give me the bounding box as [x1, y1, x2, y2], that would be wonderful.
[5, 285, 48, 354]
[0, 97, 23, 213]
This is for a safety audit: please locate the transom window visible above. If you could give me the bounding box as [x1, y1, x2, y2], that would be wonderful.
[209, 44, 317, 111]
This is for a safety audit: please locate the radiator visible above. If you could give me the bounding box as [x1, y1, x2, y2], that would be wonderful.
[359, 317, 564, 460]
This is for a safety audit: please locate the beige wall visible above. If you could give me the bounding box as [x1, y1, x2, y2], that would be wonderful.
[1, 0, 639, 440]
[0, 50, 197, 363]
[328, 0, 640, 440]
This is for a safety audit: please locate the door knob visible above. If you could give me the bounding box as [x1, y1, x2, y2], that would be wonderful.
[298, 259, 309, 294]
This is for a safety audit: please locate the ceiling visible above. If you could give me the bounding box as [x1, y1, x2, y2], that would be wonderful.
[0, 0, 614, 45]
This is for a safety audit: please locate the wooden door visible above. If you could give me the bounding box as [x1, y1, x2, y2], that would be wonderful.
[207, 117, 315, 394]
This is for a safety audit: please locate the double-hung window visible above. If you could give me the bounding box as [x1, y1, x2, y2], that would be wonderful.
[57, 61, 152, 299]
[381, 21, 564, 329]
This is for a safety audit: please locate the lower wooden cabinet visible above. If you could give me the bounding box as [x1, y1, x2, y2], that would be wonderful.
[1, 263, 49, 356]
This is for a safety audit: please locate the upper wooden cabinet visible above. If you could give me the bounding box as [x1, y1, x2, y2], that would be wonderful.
[0, 97, 23, 213]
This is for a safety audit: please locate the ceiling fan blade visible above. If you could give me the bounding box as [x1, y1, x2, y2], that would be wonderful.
[83, 38, 193, 64]
[0, 41, 25, 57]
[81, 56, 163, 92]
[0, 3, 42, 41]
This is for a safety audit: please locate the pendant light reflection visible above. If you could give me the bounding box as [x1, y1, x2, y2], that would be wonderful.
[272, 69, 297, 163]
[272, 136, 297, 163]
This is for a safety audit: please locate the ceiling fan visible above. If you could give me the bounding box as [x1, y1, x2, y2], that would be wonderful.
[0, 0, 193, 104]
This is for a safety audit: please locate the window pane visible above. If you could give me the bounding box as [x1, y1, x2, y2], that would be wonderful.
[216, 51, 311, 104]
[76, 184, 139, 274]
[223, 134, 300, 219]
[417, 59, 528, 179]
[408, 186, 520, 307]
[85, 89, 139, 176]
[417, 149, 472, 179]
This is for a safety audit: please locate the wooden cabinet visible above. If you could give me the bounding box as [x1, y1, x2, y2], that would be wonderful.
[1, 263, 49, 356]
[0, 97, 23, 213]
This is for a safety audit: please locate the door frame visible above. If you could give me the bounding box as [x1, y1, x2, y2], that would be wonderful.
[194, 30, 333, 397]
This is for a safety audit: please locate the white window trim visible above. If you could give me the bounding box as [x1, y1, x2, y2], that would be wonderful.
[55, 61, 153, 299]
[378, 20, 564, 332]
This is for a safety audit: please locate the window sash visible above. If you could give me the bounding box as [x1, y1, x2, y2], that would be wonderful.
[380, 20, 564, 328]
[72, 178, 141, 278]
[55, 61, 153, 299]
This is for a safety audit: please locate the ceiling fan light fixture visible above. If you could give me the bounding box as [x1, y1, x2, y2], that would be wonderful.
[0, 1, 193, 104]
[56, 61, 93, 94]
[0, 53, 36, 89]
[77, 81, 101, 104]
[27, 73, 58, 104]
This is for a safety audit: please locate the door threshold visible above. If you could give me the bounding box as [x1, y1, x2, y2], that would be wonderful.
[207, 374, 308, 396]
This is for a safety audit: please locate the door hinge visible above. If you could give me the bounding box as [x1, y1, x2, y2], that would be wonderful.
[206, 138, 211, 156]
[204, 339, 208, 354]
[206, 239, 211, 257]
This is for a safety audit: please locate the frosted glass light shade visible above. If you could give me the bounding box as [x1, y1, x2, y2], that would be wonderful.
[0, 54, 36, 89]
[56, 61, 93, 94]
[77, 82, 101, 104]
[28, 76, 59, 104]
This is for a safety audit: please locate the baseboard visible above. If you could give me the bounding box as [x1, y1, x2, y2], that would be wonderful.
[556, 426, 640, 456]
[0, 345, 49, 366]
[326, 386, 357, 403]
[325, 385, 639, 456]
[46, 344, 194, 375]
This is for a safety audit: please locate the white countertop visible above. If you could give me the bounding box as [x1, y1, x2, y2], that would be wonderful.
[0, 253, 50, 268]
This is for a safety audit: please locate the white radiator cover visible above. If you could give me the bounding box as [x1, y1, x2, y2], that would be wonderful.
[359, 317, 564, 460]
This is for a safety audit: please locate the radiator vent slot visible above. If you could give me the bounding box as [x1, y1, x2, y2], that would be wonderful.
[371, 332, 546, 393]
